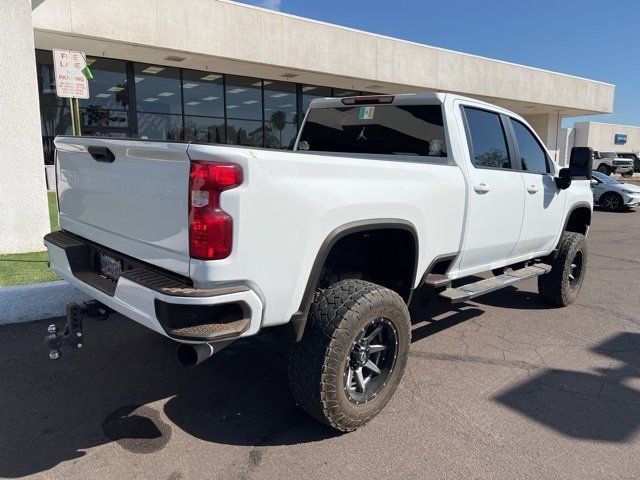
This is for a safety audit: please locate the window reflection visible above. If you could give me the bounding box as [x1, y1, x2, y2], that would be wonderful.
[227, 119, 263, 147]
[134, 64, 182, 115]
[79, 57, 129, 111]
[138, 113, 182, 141]
[225, 75, 262, 121]
[182, 69, 224, 117]
[184, 116, 225, 143]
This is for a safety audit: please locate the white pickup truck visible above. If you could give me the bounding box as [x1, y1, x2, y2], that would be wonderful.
[45, 93, 593, 432]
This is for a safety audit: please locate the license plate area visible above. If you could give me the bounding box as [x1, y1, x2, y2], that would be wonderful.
[97, 252, 123, 282]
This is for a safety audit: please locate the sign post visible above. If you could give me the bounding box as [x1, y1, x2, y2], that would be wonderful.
[52, 49, 91, 136]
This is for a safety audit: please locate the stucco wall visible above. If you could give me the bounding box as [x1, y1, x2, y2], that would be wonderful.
[32, 0, 614, 115]
[522, 113, 562, 162]
[0, 0, 51, 254]
[574, 122, 640, 154]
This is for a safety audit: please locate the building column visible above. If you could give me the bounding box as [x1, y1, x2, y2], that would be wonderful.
[0, 0, 50, 254]
[522, 113, 563, 165]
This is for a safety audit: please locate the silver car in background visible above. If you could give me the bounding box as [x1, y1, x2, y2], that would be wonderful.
[591, 171, 640, 211]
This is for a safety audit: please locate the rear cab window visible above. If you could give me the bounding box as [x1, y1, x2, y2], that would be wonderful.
[463, 107, 512, 170]
[297, 103, 447, 158]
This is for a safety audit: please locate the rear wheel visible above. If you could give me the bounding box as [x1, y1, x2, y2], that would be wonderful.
[600, 192, 623, 212]
[289, 279, 411, 432]
[538, 232, 587, 306]
[597, 164, 611, 175]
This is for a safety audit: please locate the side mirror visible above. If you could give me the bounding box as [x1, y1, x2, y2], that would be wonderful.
[569, 147, 593, 179]
[556, 167, 572, 190]
[590, 179, 598, 186]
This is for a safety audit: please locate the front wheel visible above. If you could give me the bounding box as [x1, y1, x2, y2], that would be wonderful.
[597, 164, 611, 175]
[538, 232, 587, 306]
[289, 280, 411, 432]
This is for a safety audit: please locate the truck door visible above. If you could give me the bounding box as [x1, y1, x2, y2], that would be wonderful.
[459, 106, 525, 270]
[507, 117, 565, 256]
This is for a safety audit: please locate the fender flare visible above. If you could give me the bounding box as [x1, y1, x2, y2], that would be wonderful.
[562, 201, 592, 235]
[289, 218, 419, 342]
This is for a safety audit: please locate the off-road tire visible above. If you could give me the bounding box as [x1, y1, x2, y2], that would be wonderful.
[597, 164, 611, 175]
[538, 232, 587, 306]
[289, 279, 411, 432]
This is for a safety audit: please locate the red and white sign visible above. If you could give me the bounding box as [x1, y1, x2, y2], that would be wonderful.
[52, 49, 90, 99]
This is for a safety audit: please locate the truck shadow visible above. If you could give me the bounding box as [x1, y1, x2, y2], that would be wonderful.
[493, 331, 640, 442]
[1, 293, 636, 476]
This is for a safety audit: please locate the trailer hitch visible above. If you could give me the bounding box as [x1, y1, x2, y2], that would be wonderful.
[44, 300, 111, 359]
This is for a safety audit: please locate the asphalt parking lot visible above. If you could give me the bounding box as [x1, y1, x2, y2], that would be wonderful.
[1, 209, 639, 480]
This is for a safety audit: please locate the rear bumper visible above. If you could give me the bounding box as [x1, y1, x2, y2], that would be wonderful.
[44, 231, 263, 343]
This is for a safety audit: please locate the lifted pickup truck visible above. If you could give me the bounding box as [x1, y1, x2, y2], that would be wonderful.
[45, 93, 593, 432]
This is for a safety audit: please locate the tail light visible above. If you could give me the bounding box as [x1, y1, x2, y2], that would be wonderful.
[189, 161, 243, 260]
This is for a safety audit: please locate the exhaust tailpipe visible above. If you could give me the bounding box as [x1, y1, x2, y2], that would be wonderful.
[176, 341, 233, 367]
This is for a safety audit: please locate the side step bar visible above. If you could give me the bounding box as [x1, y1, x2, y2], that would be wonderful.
[439, 263, 551, 303]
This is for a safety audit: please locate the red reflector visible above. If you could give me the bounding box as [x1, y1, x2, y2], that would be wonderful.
[189, 161, 242, 260]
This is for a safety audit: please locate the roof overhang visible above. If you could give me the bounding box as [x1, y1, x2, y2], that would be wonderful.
[32, 0, 615, 117]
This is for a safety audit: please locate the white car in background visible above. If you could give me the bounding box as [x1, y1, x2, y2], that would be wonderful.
[591, 171, 640, 211]
[594, 151, 634, 176]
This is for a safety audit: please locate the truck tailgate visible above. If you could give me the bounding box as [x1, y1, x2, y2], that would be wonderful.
[54, 137, 191, 277]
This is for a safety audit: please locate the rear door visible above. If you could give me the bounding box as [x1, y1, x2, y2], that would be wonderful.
[55, 137, 192, 276]
[458, 106, 525, 270]
[507, 118, 565, 256]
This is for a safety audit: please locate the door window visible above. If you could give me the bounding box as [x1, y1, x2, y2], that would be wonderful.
[511, 119, 550, 174]
[464, 108, 512, 169]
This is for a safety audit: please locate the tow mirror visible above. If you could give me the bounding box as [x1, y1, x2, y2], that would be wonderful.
[555, 168, 572, 190]
[569, 147, 593, 179]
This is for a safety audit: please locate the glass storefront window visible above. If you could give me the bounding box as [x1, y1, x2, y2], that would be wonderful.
[137, 113, 183, 141]
[182, 69, 225, 118]
[35, 49, 372, 159]
[134, 63, 182, 115]
[225, 75, 262, 121]
[79, 57, 129, 111]
[264, 81, 297, 124]
[265, 121, 297, 149]
[184, 116, 225, 143]
[226, 119, 263, 147]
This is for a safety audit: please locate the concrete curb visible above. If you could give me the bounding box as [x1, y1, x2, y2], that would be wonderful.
[0, 280, 90, 325]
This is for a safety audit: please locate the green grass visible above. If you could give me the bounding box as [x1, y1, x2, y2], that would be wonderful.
[48, 191, 59, 232]
[0, 191, 60, 287]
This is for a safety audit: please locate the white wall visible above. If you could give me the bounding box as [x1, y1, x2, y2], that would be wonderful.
[0, 0, 50, 254]
[557, 127, 575, 167]
[522, 113, 562, 162]
[573, 122, 640, 154]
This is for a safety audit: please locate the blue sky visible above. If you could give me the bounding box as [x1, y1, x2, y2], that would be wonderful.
[238, 0, 639, 128]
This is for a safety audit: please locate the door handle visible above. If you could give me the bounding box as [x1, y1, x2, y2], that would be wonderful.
[527, 185, 540, 194]
[473, 183, 491, 194]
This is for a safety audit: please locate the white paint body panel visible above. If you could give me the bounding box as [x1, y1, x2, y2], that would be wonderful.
[50, 93, 593, 341]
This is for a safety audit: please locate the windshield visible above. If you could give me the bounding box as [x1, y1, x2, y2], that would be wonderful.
[298, 104, 447, 157]
[592, 171, 620, 184]
[600, 152, 618, 158]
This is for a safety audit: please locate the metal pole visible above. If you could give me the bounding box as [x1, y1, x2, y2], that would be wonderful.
[70, 98, 82, 136]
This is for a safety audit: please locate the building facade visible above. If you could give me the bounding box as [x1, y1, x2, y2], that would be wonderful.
[0, 0, 617, 253]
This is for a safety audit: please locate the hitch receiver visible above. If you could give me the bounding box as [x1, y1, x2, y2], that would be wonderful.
[44, 300, 111, 359]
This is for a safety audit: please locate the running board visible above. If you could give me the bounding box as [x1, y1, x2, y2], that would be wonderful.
[439, 263, 551, 303]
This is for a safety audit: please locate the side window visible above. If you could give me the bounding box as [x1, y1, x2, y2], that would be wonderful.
[511, 119, 550, 174]
[464, 107, 512, 170]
